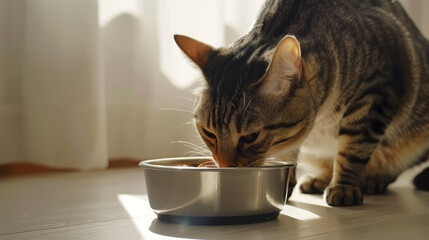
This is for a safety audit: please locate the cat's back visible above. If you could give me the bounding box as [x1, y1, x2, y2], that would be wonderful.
[353, 0, 428, 44]
[256, 0, 427, 39]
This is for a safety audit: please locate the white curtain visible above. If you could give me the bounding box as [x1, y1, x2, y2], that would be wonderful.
[0, 0, 427, 170]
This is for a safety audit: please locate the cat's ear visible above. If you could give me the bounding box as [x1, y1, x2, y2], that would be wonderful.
[174, 35, 215, 70]
[252, 35, 301, 96]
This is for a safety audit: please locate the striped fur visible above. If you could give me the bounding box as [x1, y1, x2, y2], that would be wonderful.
[175, 0, 429, 206]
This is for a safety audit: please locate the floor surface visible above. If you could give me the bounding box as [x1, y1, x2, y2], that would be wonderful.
[1, 164, 429, 240]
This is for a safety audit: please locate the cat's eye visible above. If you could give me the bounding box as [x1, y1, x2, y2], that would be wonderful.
[201, 127, 216, 139]
[240, 132, 260, 144]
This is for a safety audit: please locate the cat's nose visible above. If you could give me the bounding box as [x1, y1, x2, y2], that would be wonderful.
[218, 161, 237, 167]
[214, 153, 237, 167]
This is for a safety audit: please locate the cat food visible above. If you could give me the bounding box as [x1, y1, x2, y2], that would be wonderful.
[181, 162, 213, 167]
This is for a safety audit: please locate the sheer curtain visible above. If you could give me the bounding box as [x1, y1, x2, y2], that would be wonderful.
[0, 0, 264, 170]
[0, 0, 427, 170]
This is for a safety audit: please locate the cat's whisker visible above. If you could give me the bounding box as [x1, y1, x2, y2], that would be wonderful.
[158, 107, 194, 115]
[171, 140, 210, 153]
[184, 144, 209, 153]
[244, 98, 252, 113]
[179, 120, 196, 127]
[242, 93, 246, 110]
[194, 119, 203, 124]
[178, 96, 195, 103]
[175, 141, 211, 158]
[184, 151, 211, 157]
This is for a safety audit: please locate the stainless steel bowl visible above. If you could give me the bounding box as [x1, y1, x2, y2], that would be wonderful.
[139, 157, 295, 225]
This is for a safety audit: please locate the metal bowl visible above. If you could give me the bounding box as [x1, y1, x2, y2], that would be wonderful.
[139, 157, 295, 225]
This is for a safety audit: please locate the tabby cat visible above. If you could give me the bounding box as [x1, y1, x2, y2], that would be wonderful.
[174, 0, 429, 206]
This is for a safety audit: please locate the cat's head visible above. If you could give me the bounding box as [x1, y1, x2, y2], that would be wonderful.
[174, 35, 315, 167]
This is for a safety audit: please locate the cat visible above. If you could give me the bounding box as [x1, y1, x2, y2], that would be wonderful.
[174, 0, 429, 206]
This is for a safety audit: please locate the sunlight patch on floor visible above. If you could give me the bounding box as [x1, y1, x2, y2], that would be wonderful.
[117, 194, 184, 239]
[280, 204, 321, 221]
[117, 194, 153, 217]
[289, 191, 331, 208]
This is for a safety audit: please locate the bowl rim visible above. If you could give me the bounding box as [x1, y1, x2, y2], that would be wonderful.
[139, 157, 296, 172]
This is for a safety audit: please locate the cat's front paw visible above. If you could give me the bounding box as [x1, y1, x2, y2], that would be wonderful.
[299, 175, 328, 194]
[325, 184, 363, 206]
[287, 180, 296, 200]
[363, 175, 397, 195]
[287, 167, 297, 200]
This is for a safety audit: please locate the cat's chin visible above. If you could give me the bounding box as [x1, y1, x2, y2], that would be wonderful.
[244, 159, 265, 167]
[214, 159, 264, 167]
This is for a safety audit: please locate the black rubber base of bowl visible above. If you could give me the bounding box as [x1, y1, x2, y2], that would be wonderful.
[157, 211, 280, 225]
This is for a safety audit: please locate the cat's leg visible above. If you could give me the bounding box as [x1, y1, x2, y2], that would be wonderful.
[287, 167, 296, 200]
[364, 144, 399, 194]
[277, 148, 300, 200]
[325, 138, 373, 206]
[299, 156, 333, 194]
[364, 134, 429, 194]
[363, 174, 397, 194]
[300, 174, 331, 194]
[325, 95, 393, 206]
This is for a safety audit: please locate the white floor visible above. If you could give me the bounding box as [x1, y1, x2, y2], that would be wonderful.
[1, 165, 429, 240]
